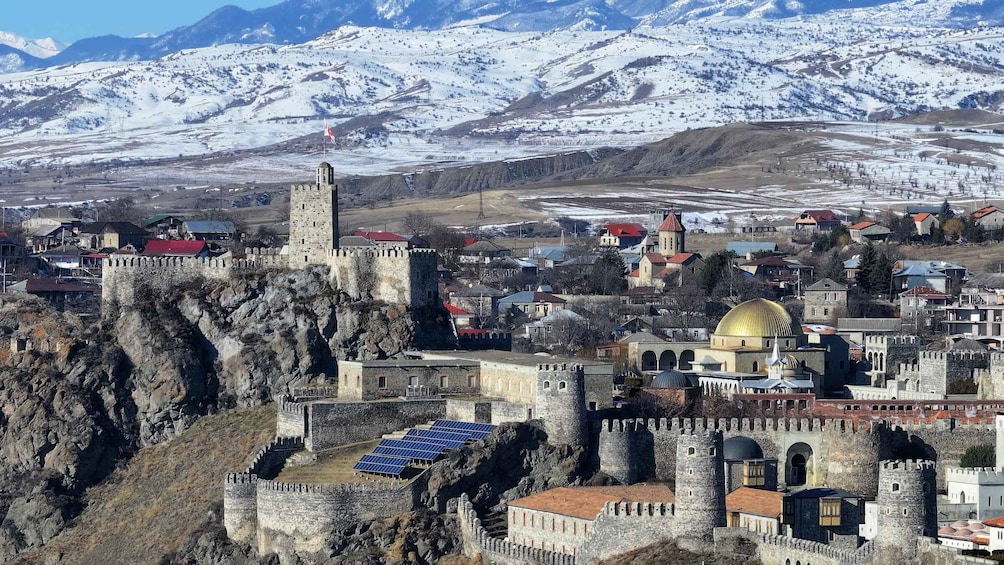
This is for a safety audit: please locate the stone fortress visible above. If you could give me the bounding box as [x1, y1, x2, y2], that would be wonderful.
[100, 162, 992, 563]
[101, 162, 439, 309]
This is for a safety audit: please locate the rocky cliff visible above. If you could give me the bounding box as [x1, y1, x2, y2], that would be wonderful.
[0, 266, 454, 560]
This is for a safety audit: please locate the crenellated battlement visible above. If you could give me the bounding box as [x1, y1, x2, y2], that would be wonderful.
[291, 183, 336, 192]
[328, 248, 435, 259]
[881, 459, 937, 471]
[256, 479, 403, 495]
[225, 472, 258, 485]
[946, 467, 1004, 481]
[758, 533, 873, 562]
[245, 247, 284, 256]
[601, 500, 674, 518]
[457, 493, 575, 565]
[919, 350, 989, 362]
[537, 362, 581, 373]
[866, 334, 918, 347]
[605, 416, 880, 434]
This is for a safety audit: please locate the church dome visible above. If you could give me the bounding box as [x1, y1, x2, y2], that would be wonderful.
[715, 298, 802, 338]
[650, 369, 692, 389]
[724, 436, 763, 461]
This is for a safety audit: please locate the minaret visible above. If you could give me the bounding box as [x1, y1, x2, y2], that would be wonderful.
[658, 211, 685, 256]
[766, 335, 785, 379]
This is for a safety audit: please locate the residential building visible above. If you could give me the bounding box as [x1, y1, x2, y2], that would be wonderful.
[973, 206, 1004, 231]
[499, 289, 567, 321]
[78, 221, 149, 251]
[847, 221, 891, 244]
[803, 278, 848, 324]
[183, 220, 236, 241]
[599, 223, 647, 249]
[354, 230, 411, 249]
[944, 273, 1004, 347]
[142, 214, 185, 238]
[899, 286, 950, 332]
[794, 210, 841, 232]
[945, 467, 1004, 521]
[459, 239, 511, 263]
[894, 260, 967, 295]
[782, 488, 865, 549]
[912, 212, 939, 237]
[726, 487, 783, 535]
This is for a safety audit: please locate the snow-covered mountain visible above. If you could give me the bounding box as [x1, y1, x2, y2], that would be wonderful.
[4, 20, 1004, 172]
[9, 0, 1004, 69]
[0, 32, 64, 59]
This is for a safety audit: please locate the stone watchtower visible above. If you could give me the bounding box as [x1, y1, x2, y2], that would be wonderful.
[874, 459, 937, 559]
[288, 162, 339, 269]
[673, 428, 725, 541]
[535, 363, 586, 447]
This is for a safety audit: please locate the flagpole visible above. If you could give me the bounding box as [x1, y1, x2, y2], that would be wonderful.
[323, 121, 327, 159]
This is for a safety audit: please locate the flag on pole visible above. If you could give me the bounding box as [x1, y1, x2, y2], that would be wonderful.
[324, 122, 335, 143]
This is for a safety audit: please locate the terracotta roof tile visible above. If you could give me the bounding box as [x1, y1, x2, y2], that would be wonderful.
[605, 223, 647, 238]
[848, 221, 875, 230]
[509, 483, 675, 520]
[658, 213, 685, 233]
[974, 206, 1002, 219]
[726, 487, 783, 519]
[983, 515, 1004, 528]
[913, 212, 931, 221]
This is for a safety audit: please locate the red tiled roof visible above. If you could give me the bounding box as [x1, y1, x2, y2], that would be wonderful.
[533, 291, 566, 304]
[658, 213, 685, 233]
[848, 221, 875, 230]
[796, 210, 840, 223]
[605, 223, 647, 238]
[645, 252, 668, 264]
[726, 487, 784, 519]
[444, 302, 473, 316]
[666, 252, 698, 265]
[143, 239, 208, 256]
[628, 268, 640, 277]
[974, 206, 1002, 219]
[983, 516, 1004, 528]
[509, 484, 675, 520]
[913, 212, 932, 221]
[355, 230, 409, 242]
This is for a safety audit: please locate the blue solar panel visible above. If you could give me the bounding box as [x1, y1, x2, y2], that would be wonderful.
[374, 446, 441, 462]
[404, 429, 468, 446]
[380, 438, 452, 453]
[433, 420, 496, 434]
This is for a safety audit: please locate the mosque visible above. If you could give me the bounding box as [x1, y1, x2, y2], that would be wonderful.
[641, 298, 828, 397]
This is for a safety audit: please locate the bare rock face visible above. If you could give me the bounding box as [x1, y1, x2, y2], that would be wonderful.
[0, 268, 454, 560]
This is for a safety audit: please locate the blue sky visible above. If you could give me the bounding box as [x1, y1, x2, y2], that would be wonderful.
[5, 1, 281, 43]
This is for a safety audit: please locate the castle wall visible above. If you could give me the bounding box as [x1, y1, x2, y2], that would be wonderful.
[326, 248, 439, 309]
[457, 494, 574, 565]
[276, 396, 307, 438]
[753, 533, 870, 565]
[874, 460, 937, 559]
[490, 400, 533, 424]
[864, 335, 919, 378]
[917, 351, 989, 396]
[223, 437, 304, 545]
[506, 505, 595, 555]
[336, 360, 480, 401]
[256, 480, 412, 558]
[576, 501, 675, 564]
[101, 254, 288, 309]
[445, 399, 492, 423]
[536, 363, 586, 446]
[305, 399, 446, 451]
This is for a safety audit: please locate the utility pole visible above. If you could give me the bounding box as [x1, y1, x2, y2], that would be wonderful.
[478, 184, 486, 219]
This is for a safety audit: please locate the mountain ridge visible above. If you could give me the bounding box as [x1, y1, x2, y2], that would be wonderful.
[4, 0, 1004, 71]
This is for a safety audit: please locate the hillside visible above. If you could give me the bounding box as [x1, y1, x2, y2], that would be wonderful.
[13, 406, 276, 565]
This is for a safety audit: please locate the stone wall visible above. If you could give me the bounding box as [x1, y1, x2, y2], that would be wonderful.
[337, 360, 480, 401]
[576, 501, 675, 564]
[874, 460, 937, 558]
[457, 493, 574, 565]
[276, 396, 307, 438]
[754, 533, 872, 565]
[256, 480, 412, 558]
[305, 399, 446, 451]
[446, 399, 492, 423]
[914, 537, 996, 565]
[223, 437, 304, 545]
[917, 350, 989, 396]
[490, 400, 533, 424]
[327, 248, 439, 309]
[101, 253, 288, 309]
[288, 180, 337, 269]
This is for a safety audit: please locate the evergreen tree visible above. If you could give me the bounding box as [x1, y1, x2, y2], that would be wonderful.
[856, 243, 878, 295]
[820, 250, 847, 284]
[590, 248, 627, 295]
[869, 252, 894, 298]
[939, 199, 955, 222]
[698, 251, 734, 296]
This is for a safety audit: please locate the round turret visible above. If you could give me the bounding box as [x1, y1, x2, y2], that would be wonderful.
[598, 419, 637, 484]
[317, 162, 335, 186]
[674, 429, 725, 540]
[535, 363, 587, 446]
[223, 473, 259, 544]
[875, 459, 937, 558]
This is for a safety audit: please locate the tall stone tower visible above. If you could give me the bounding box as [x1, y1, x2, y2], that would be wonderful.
[673, 428, 725, 541]
[288, 162, 339, 269]
[658, 212, 685, 256]
[875, 459, 937, 559]
[535, 363, 586, 447]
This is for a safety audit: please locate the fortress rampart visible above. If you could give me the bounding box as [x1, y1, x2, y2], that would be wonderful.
[458, 493, 575, 565]
[576, 501, 676, 564]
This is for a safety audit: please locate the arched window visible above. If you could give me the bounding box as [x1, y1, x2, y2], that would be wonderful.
[559, 381, 567, 390]
[752, 361, 759, 372]
[688, 447, 696, 455]
[892, 483, 900, 492]
[543, 380, 551, 389]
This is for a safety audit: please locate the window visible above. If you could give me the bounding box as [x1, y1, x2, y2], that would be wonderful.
[744, 461, 766, 487]
[688, 447, 696, 455]
[440, 376, 449, 388]
[543, 380, 551, 389]
[892, 483, 900, 492]
[378, 376, 387, 389]
[409, 376, 419, 386]
[782, 499, 794, 524]
[559, 381, 567, 390]
[819, 499, 841, 526]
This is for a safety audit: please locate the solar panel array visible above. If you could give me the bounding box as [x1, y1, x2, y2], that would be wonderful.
[352, 454, 409, 476]
[353, 420, 497, 478]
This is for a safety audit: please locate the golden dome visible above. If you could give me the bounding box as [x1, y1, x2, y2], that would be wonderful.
[714, 298, 802, 338]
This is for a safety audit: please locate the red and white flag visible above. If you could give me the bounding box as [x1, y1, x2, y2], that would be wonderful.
[324, 122, 335, 143]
